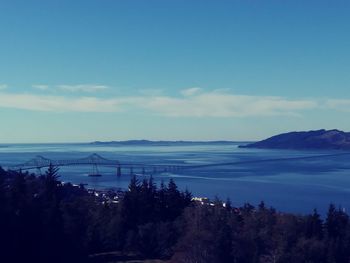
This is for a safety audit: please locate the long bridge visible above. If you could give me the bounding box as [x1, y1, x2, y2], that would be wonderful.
[7, 152, 350, 177]
[8, 153, 183, 177]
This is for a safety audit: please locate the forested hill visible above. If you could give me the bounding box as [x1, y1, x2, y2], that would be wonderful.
[240, 129, 350, 150]
[1, 166, 350, 262]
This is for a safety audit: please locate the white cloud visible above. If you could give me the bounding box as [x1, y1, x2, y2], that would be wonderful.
[0, 90, 320, 117]
[57, 84, 109, 93]
[180, 87, 202, 97]
[325, 99, 350, 112]
[32, 84, 49, 91]
[0, 93, 122, 112]
[142, 93, 317, 117]
[0, 84, 8, 90]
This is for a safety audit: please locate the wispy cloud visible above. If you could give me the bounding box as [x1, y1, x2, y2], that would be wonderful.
[0, 93, 122, 112]
[0, 84, 8, 90]
[57, 84, 109, 93]
[32, 84, 49, 91]
[180, 87, 202, 97]
[142, 93, 317, 117]
[0, 89, 320, 117]
[325, 99, 350, 112]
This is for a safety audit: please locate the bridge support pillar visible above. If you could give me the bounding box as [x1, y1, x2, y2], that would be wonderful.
[117, 165, 121, 177]
[90, 163, 101, 177]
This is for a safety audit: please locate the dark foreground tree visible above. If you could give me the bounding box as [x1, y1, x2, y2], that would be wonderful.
[1, 167, 350, 263]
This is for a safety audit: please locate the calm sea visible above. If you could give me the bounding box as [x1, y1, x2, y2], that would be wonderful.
[1, 142, 350, 215]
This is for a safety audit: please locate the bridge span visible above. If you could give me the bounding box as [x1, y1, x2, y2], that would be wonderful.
[8, 151, 346, 177]
[8, 153, 183, 177]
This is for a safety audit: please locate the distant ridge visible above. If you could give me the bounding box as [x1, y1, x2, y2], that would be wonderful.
[91, 140, 243, 146]
[240, 129, 350, 150]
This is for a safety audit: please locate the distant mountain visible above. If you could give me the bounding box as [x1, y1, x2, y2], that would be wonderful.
[91, 140, 242, 146]
[240, 129, 350, 150]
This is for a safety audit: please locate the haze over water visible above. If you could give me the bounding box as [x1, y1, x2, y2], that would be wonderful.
[1, 142, 350, 215]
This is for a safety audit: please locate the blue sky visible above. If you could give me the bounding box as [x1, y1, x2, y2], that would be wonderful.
[0, 0, 349, 142]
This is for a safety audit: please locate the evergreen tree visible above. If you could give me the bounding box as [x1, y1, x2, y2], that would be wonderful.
[305, 209, 323, 239]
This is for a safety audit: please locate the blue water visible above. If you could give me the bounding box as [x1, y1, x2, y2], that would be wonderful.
[1, 142, 350, 215]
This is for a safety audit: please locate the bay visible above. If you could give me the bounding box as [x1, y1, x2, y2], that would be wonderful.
[1, 142, 350, 215]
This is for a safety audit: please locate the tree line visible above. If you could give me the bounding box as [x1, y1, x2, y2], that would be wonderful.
[0, 165, 350, 262]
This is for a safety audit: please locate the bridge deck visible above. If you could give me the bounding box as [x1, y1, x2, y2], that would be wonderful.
[8, 153, 184, 173]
